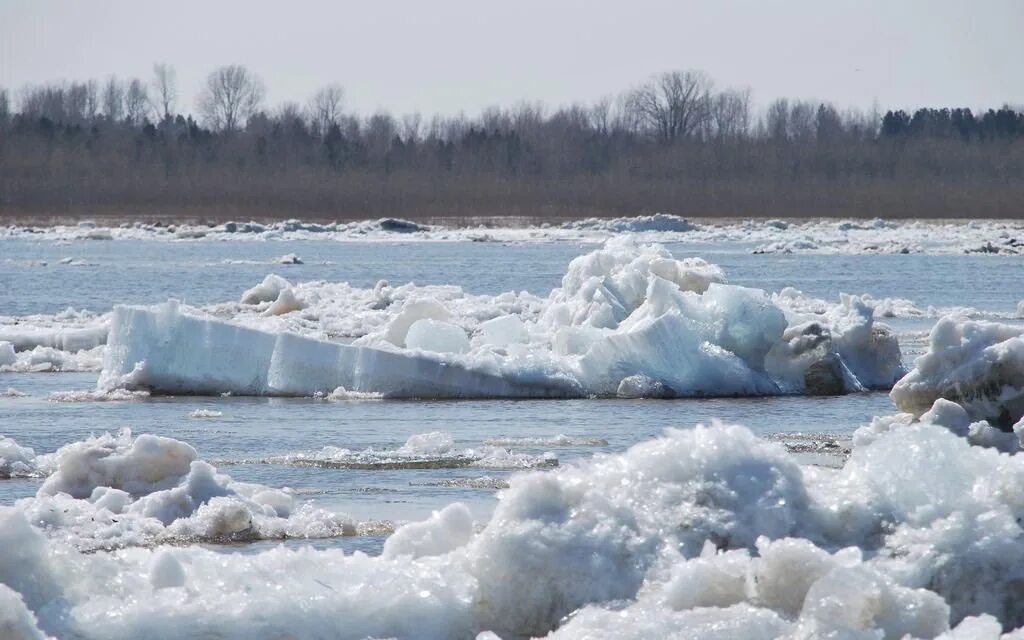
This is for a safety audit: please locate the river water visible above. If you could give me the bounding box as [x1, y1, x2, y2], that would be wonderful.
[2, 234, 1021, 554]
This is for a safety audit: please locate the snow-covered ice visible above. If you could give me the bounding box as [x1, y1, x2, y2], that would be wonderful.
[4, 429, 364, 551]
[892, 316, 1024, 427]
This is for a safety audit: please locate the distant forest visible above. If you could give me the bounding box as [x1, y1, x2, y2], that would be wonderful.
[1, 64, 1023, 222]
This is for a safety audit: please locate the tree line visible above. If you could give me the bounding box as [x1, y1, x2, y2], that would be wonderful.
[1, 64, 1022, 221]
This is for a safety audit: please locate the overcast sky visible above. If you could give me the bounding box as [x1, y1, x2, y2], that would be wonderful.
[2, 0, 1021, 118]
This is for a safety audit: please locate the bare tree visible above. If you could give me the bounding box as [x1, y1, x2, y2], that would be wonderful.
[0, 87, 9, 128]
[64, 83, 88, 123]
[124, 78, 150, 126]
[789, 100, 816, 141]
[708, 88, 751, 140]
[85, 80, 99, 120]
[589, 96, 613, 135]
[102, 76, 124, 121]
[307, 84, 344, 135]
[765, 98, 790, 140]
[151, 63, 177, 121]
[365, 111, 397, 155]
[511, 101, 545, 138]
[614, 92, 644, 134]
[815, 103, 843, 141]
[20, 84, 69, 122]
[480, 105, 509, 132]
[275, 102, 308, 136]
[628, 70, 713, 142]
[401, 112, 422, 143]
[197, 65, 265, 132]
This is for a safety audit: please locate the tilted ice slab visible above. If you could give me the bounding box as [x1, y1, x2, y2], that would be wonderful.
[892, 316, 1024, 427]
[100, 301, 580, 398]
[6, 421, 1024, 638]
[98, 240, 905, 399]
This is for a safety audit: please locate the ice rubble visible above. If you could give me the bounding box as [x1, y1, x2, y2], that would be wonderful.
[892, 316, 1024, 427]
[482, 435, 608, 447]
[98, 240, 905, 398]
[6, 421, 1024, 638]
[253, 431, 558, 471]
[0, 310, 108, 372]
[0, 320, 108, 352]
[0, 436, 41, 479]
[3, 429, 362, 551]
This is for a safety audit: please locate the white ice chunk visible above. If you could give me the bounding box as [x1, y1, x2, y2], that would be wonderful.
[263, 288, 304, 316]
[38, 430, 198, 499]
[381, 503, 474, 559]
[478, 315, 527, 347]
[0, 341, 15, 366]
[382, 299, 452, 347]
[240, 274, 291, 304]
[0, 437, 39, 479]
[405, 319, 470, 354]
[892, 315, 1024, 426]
[0, 584, 48, 640]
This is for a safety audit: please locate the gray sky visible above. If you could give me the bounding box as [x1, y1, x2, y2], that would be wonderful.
[2, 0, 1022, 118]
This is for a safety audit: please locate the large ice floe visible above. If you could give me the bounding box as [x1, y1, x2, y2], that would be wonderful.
[96, 239, 905, 398]
[7, 417, 1024, 638]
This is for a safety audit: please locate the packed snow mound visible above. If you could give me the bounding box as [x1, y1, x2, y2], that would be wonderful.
[7, 422, 1024, 637]
[11, 429, 359, 550]
[98, 241, 904, 398]
[892, 316, 1024, 427]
